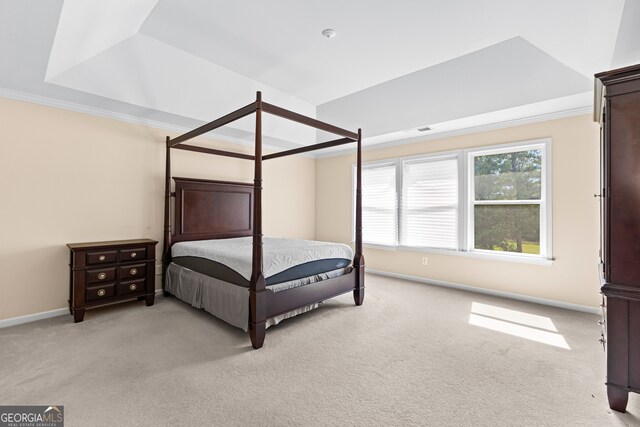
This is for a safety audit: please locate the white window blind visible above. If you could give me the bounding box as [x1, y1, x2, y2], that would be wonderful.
[401, 158, 458, 249]
[361, 164, 397, 245]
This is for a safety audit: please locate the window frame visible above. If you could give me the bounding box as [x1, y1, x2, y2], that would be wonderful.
[465, 138, 552, 260]
[352, 138, 552, 263]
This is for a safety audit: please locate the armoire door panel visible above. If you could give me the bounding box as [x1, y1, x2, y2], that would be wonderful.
[608, 91, 640, 287]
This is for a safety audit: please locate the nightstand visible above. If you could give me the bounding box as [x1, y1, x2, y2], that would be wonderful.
[67, 238, 158, 322]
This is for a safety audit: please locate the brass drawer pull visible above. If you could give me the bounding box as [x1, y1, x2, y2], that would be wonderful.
[131, 252, 137, 258]
[98, 272, 107, 280]
[130, 268, 138, 276]
[98, 255, 106, 261]
[129, 283, 137, 291]
[97, 289, 106, 297]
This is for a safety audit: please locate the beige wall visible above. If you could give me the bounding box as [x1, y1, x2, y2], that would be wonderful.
[0, 97, 315, 320]
[0, 97, 601, 320]
[316, 114, 601, 307]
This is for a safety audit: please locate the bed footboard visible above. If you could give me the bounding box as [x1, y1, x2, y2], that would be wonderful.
[266, 271, 357, 319]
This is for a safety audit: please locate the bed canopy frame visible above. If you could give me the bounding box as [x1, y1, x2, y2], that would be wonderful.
[163, 91, 364, 349]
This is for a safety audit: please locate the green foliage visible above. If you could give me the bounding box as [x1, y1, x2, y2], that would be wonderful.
[474, 150, 541, 200]
[489, 241, 540, 254]
[473, 150, 542, 254]
[474, 205, 540, 254]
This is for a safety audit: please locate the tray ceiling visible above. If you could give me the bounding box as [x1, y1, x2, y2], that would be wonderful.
[1, 0, 639, 154]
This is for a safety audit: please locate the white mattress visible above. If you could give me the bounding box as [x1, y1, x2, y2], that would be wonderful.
[171, 237, 353, 281]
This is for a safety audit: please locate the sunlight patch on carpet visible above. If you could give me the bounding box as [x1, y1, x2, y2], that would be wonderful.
[469, 302, 570, 349]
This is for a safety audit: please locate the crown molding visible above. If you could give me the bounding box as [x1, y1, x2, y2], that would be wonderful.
[316, 104, 593, 158]
[0, 86, 201, 137]
[0, 87, 593, 160]
[0, 87, 316, 157]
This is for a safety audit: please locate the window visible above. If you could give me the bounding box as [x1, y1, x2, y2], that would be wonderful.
[361, 163, 397, 245]
[401, 156, 458, 249]
[467, 141, 550, 258]
[354, 138, 551, 262]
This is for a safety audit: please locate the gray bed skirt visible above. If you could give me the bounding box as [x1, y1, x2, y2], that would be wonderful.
[165, 263, 350, 332]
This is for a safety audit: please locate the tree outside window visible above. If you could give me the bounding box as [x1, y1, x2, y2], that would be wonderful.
[472, 149, 543, 254]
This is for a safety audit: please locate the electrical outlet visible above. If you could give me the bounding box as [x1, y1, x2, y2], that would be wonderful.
[421, 257, 428, 266]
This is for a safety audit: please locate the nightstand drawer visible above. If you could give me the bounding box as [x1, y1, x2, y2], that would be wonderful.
[86, 283, 115, 302]
[119, 279, 145, 296]
[87, 250, 117, 265]
[120, 248, 146, 261]
[119, 264, 146, 280]
[86, 267, 116, 284]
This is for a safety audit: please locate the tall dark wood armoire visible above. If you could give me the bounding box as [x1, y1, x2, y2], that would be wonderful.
[595, 63, 640, 413]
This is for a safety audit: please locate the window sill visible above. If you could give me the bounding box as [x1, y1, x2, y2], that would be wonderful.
[361, 243, 554, 266]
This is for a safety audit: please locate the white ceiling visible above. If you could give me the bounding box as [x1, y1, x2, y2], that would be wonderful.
[1, 0, 639, 155]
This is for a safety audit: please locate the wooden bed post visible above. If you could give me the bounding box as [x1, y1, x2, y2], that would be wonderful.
[250, 91, 267, 349]
[162, 136, 172, 296]
[353, 128, 365, 306]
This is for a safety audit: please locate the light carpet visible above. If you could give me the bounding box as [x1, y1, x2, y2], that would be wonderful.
[1, 273, 638, 426]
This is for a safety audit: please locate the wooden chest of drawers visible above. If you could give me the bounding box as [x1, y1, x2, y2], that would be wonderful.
[67, 238, 158, 322]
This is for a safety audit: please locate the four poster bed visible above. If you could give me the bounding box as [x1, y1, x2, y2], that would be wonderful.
[162, 92, 364, 349]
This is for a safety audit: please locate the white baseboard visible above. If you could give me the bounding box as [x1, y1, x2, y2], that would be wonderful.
[0, 289, 164, 329]
[366, 269, 601, 314]
[3, 272, 599, 328]
[0, 308, 70, 329]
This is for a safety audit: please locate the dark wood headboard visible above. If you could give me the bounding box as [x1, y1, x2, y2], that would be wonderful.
[171, 177, 254, 245]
